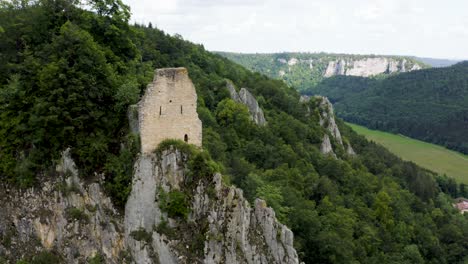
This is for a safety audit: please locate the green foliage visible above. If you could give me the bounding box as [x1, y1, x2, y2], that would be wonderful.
[156, 220, 176, 238]
[158, 189, 190, 220]
[187, 152, 221, 182]
[65, 207, 88, 223]
[88, 253, 104, 264]
[26, 251, 62, 264]
[130, 228, 152, 243]
[156, 139, 196, 157]
[104, 133, 140, 207]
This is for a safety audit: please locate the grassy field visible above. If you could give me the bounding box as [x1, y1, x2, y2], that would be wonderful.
[347, 123, 468, 184]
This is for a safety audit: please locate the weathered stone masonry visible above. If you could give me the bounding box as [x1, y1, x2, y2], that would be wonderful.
[138, 67, 202, 153]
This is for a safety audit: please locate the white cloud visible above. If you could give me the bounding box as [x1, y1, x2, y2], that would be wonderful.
[123, 0, 468, 59]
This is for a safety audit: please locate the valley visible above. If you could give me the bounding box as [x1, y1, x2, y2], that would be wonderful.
[348, 123, 468, 184]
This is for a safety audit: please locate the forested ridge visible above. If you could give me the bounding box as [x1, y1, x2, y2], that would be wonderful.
[0, 1, 467, 263]
[217, 51, 426, 91]
[311, 62, 468, 155]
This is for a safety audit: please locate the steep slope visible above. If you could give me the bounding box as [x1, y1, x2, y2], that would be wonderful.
[313, 62, 468, 154]
[1, 2, 468, 264]
[217, 52, 427, 91]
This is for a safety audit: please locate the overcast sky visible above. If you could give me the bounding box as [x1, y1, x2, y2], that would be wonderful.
[123, 0, 468, 59]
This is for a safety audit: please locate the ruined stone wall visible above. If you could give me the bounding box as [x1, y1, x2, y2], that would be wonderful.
[139, 68, 202, 153]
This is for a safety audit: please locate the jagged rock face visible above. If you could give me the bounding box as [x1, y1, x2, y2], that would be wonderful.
[320, 134, 335, 157]
[301, 96, 356, 156]
[0, 148, 299, 264]
[226, 80, 241, 102]
[323, 57, 421, 77]
[346, 144, 356, 155]
[0, 149, 125, 263]
[226, 81, 267, 126]
[316, 96, 343, 146]
[238, 88, 267, 126]
[125, 149, 299, 264]
[324, 59, 346, 77]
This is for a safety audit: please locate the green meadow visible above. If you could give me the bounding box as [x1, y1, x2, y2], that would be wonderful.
[347, 123, 468, 184]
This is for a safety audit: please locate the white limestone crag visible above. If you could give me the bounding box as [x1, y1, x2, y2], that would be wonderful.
[226, 80, 267, 126]
[0, 149, 125, 263]
[125, 148, 299, 264]
[323, 57, 422, 77]
[301, 96, 356, 157]
[320, 134, 334, 157]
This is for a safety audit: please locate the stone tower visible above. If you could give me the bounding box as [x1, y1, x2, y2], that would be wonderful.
[138, 67, 202, 154]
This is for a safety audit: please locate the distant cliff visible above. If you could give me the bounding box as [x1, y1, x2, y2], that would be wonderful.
[217, 52, 427, 92]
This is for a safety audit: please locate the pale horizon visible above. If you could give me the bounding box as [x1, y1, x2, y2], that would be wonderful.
[123, 0, 468, 60]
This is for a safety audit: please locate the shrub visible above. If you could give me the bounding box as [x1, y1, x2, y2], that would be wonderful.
[130, 228, 152, 243]
[65, 207, 88, 223]
[156, 139, 196, 157]
[159, 189, 190, 220]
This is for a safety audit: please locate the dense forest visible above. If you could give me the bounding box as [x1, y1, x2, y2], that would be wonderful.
[217, 51, 426, 91]
[311, 63, 468, 155]
[0, 1, 467, 263]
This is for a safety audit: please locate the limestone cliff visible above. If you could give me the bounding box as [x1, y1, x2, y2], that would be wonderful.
[226, 81, 267, 126]
[324, 57, 422, 77]
[126, 148, 298, 264]
[0, 147, 299, 264]
[301, 95, 355, 157]
[0, 149, 126, 263]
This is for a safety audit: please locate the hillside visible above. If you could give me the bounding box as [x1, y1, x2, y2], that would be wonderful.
[348, 123, 468, 185]
[0, 1, 468, 263]
[217, 52, 427, 91]
[312, 62, 468, 155]
[414, 57, 462, 67]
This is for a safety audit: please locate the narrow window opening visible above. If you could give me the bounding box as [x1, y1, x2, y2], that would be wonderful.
[181, 105, 183, 114]
[184, 134, 188, 143]
[159, 106, 162, 116]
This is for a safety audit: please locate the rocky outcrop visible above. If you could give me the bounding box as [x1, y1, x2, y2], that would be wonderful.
[125, 148, 299, 264]
[0, 149, 125, 263]
[226, 81, 267, 126]
[324, 59, 346, 77]
[1, 147, 299, 264]
[320, 134, 335, 157]
[316, 96, 343, 146]
[301, 96, 356, 156]
[323, 57, 422, 77]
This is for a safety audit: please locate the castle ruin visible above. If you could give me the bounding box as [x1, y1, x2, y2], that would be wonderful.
[138, 67, 202, 153]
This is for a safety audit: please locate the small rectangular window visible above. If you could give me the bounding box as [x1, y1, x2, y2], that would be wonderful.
[159, 106, 162, 116]
[181, 105, 183, 114]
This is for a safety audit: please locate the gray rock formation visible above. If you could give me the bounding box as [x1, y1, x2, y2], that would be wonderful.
[324, 59, 346, 77]
[226, 81, 267, 126]
[301, 96, 356, 156]
[323, 57, 422, 77]
[125, 148, 299, 264]
[320, 134, 335, 157]
[226, 80, 241, 102]
[0, 148, 299, 264]
[346, 143, 356, 155]
[0, 149, 125, 263]
[316, 96, 343, 146]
